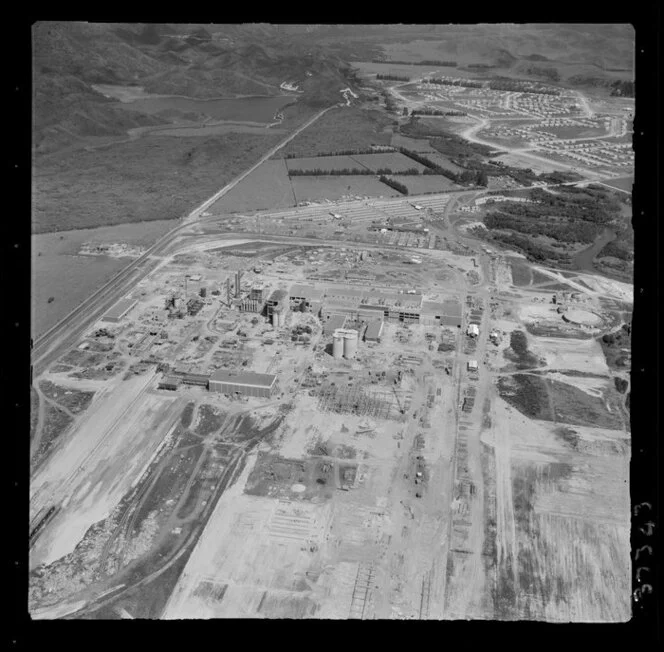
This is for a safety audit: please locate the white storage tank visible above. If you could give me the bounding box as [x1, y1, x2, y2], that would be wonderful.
[342, 329, 358, 359]
[332, 331, 344, 358]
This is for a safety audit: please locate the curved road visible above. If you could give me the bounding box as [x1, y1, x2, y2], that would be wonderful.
[31, 106, 334, 375]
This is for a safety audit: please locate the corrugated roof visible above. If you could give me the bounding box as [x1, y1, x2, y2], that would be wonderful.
[365, 320, 384, 340]
[210, 370, 276, 387]
[323, 314, 347, 333]
[289, 284, 324, 301]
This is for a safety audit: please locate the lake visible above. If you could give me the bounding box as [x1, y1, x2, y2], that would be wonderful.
[117, 94, 297, 123]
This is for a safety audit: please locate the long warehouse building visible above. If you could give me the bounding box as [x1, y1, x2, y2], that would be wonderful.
[208, 370, 277, 398]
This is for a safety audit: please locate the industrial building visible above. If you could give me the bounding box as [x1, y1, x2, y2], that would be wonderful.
[266, 289, 289, 326]
[323, 313, 347, 335]
[332, 329, 359, 359]
[240, 285, 268, 313]
[289, 284, 325, 311]
[208, 370, 277, 398]
[364, 320, 384, 342]
[420, 300, 463, 328]
[103, 298, 137, 323]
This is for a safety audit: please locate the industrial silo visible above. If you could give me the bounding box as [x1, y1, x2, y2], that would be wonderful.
[342, 329, 358, 359]
[332, 330, 344, 358]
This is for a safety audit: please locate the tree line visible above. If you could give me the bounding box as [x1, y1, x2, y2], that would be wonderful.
[372, 59, 457, 67]
[398, 147, 488, 186]
[487, 79, 560, 95]
[376, 74, 411, 82]
[285, 147, 395, 159]
[288, 167, 421, 176]
[379, 176, 409, 194]
[425, 77, 483, 89]
[410, 109, 467, 116]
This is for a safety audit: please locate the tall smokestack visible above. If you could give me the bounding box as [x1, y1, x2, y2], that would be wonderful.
[235, 271, 242, 298]
[226, 278, 231, 305]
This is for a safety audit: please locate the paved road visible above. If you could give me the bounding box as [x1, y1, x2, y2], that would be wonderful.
[31, 106, 334, 374]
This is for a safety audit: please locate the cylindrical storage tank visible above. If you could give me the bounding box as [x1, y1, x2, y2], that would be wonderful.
[343, 330, 358, 359]
[332, 332, 344, 358]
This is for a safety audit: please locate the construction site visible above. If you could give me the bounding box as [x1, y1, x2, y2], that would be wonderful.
[29, 193, 632, 621]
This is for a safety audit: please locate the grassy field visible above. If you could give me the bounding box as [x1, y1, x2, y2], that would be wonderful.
[386, 174, 460, 194]
[510, 260, 533, 286]
[31, 220, 176, 338]
[351, 60, 479, 78]
[601, 176, 633, 192]
[291, 176, 400, 203]
[147, 124, 288, 138]
[349, 152, 427, 172]
[33, 131, 285, 233]
[539, 125, 609, 139]
[286, 155, 367, 172]
[207, 159, 295, 214]
[277, 107, 394, 158]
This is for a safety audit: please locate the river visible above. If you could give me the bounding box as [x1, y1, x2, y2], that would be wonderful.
[571, 227, 616, 273]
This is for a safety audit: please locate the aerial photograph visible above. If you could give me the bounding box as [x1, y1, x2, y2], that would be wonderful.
[30, 23, 634, 620]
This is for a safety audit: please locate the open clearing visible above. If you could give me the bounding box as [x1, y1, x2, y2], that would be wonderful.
[33, 132, 283, 233]
[278, 107, 393, 158]
[31, 220, 176, 338]
[291, 176, 400, 203]
[207, 159, 296, 214]
[286, 155, 369, 172]
[601, 176, 633, 192]
[387, 174, 460, 194]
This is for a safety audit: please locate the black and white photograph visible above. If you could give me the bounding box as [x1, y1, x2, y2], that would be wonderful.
[27, 22, 646, 623]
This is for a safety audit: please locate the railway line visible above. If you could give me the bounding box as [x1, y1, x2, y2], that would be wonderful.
[31, 106, 333, 375]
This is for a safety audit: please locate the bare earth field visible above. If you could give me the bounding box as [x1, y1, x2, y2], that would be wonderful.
[207, 160, 296, 215]
[291, 176, 400, 203]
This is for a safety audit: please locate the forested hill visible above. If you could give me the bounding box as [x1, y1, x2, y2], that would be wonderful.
[33, 22, 357, 155]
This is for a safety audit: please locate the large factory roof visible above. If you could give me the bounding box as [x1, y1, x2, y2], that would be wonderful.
[289, 284, 324, 301]
[210, 370, 277, 388]
[323, 314, 347, 334]
[421, 299, 462, 317]
[364, 320, 384, 341]
[267, 289, 289, 303]
[322, 285, 423, 310]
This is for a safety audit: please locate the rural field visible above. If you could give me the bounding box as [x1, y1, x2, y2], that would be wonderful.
[349, 153, 428, 173]
[147, 124, 288, 138]
[32, 220, 176, 338]
[277, 107, 394, 158]
[33, 132, 285, 233]
[601, 176, 633, 192]
[286, 155, 368, 172]
[207, 159, 296, 215]
[291, 176, 400, 203]
[386, 174, 460, 194]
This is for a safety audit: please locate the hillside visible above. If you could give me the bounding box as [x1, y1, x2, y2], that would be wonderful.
[33, 22, 355, 155]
